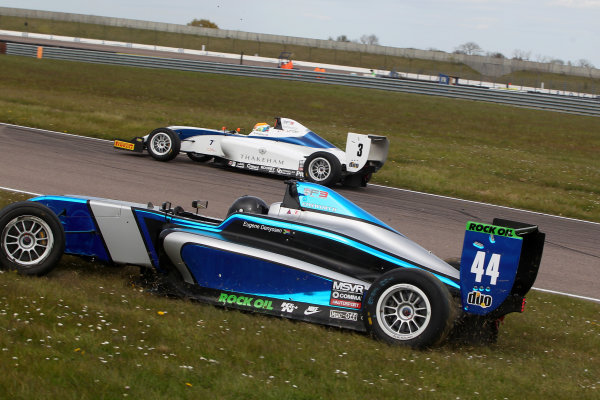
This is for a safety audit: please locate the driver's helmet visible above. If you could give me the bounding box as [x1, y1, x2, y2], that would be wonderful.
[253, 122, 270, 132]
[226, 196, 269, 217]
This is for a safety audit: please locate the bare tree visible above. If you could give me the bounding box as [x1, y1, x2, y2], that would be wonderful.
[454, 42, 483, 55]
[577, 59, 594, 68]
[535, 54, 551, 63]
[486, 51, 505, 59]
[359, 34, 380, 45]
[512, 49, 531, 61]
[188, 19, 219, 28]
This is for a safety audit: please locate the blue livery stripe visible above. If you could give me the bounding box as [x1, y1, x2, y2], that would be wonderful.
[172, 128, 335, 149]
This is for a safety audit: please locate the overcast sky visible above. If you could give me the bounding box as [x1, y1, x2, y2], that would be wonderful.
[3, 0, 599, 67]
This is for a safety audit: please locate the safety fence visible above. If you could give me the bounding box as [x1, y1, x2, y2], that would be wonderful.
[5, 42, 600, 117]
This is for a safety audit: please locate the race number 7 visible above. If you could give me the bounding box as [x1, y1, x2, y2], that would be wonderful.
[470, 251, 501, 285]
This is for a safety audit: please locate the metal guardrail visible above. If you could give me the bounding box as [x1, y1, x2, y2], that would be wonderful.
[6, 42, 600, 117]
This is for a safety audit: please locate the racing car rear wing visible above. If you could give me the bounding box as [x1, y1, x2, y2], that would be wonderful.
[345, 133, 389, 173]
[459, 219, 545, 318]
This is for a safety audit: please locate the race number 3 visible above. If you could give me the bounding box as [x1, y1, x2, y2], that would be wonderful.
[357, 143, 363, 157]
[470, 251, 501, 285]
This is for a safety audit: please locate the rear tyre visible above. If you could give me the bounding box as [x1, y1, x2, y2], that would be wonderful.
[303, 152, 341, 187]
[342, 172, 371, 188]
[147, 128, 181, 161]
[0, 202, 65, 276]
[449, 314, 500, 345]
[444, 257, 461, 272]
[365, 269, 453, 348]
[187, 153, 213, 163]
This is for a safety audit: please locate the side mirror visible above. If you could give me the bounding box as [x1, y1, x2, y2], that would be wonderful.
[191, 200, 208, 214]
[161, 201, 172, 212]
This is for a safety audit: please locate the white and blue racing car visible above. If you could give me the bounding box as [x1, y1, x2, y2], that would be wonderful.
[114, 117, 389, 187]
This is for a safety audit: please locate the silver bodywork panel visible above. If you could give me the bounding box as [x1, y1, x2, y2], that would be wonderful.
[88, 200, 153, 267]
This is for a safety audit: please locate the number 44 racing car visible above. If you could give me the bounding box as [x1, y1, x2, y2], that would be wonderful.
[0, 180, 544, 347]
[113, 117, 389, 187]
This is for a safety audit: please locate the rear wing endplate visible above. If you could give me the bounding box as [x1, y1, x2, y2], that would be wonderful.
[344, 133, 389, 173]
[459, 219, 545, 317]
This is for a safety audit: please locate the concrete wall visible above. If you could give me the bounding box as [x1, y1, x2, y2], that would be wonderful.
[1, 6, 599, 79]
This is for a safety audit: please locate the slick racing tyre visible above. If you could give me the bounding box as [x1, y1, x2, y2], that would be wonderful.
[147, 128, 181, 161]
[365, 269, 453, 348]
[342, 172, 372, 188]
[449, 314, 500, 345]
[187, 152, 213, 163]
[303, 152, 341, 187]
[444, 257, 461, 271]
[0, 202, 65, 276]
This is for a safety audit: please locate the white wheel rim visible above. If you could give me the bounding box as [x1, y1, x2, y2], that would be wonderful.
[2, 215, 54, 266]
[308, 157, 331, 181]
[375, 283, 432, 341]
[150, 132, 172, 155]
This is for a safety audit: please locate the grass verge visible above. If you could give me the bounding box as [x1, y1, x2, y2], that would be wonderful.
[0, 249, 598, 398]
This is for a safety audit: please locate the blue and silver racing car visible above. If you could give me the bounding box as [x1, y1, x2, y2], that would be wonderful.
[0, 180, 544, 347]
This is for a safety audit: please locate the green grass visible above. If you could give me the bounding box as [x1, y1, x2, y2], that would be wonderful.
[0, 241, 598, 399]
[1, 14, 599, 93]
[1, 55, 598, 222]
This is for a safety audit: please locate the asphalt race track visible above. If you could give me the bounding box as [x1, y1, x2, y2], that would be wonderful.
[0, 123, 598, 302]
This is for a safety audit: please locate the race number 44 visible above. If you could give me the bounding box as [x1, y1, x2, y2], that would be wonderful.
[470, 251, 501, 285]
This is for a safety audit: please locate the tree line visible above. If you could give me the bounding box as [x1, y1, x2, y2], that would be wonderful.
[452, 41, 593, 68]
[186, 19, 593, 68]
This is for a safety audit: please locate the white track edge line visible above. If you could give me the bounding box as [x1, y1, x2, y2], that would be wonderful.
[370, 185, 599, 226]
[0, 122, 111, 143]
[532, 287, 600, 303]
[0, 186, 41, 196]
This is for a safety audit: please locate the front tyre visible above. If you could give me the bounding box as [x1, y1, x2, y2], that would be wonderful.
[303, 152, 341, 187]
[0, 202, 65, 276]
[147, 128, 181, 161]
[365, 269, 453, 348]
